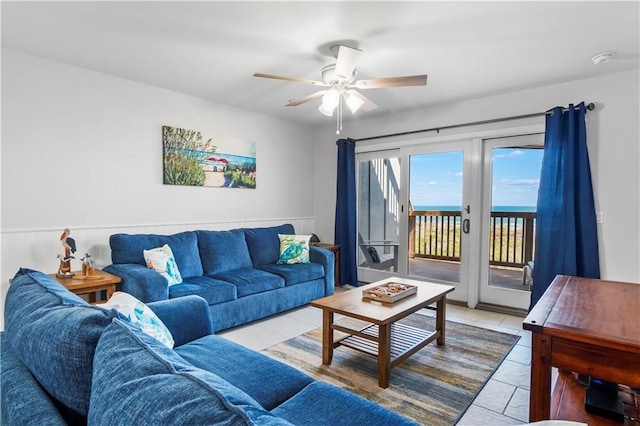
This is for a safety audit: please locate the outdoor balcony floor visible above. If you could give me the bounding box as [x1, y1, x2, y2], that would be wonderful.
[407, 257, 531, 292]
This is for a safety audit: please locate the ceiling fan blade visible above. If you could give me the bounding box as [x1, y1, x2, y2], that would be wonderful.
[349, 90, 378, 112]
[253, 73, 327, 86]
[354, 74, 428, 89]
[334, 45, 362, 80]
[286, 90, 325, 107]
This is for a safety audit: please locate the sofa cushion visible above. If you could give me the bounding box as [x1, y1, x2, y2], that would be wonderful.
[258, 263, 325, 286]
[243, 224, 295, 266]
[101, 291, 174, 348]
[143, 244, 183, 285]
[197, 229, 253, 274]
[212, 268, 285, 297]
[110, 231, 203, 278]
[169, 275, 238, 305]
[89, 319, 292, 425]
[272, 381, 418, 426]
[277, 234, 311, 264]
[4, 268, 120, 423]
[176, 334, 314, 411]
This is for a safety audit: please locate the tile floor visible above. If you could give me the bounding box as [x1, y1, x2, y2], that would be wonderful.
[219, 293, 544, 425]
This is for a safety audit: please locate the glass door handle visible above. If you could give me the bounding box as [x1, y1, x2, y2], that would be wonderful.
[463, 218, 470, 234]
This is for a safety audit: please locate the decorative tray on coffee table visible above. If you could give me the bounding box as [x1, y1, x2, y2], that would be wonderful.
[362, 282, 417, 303]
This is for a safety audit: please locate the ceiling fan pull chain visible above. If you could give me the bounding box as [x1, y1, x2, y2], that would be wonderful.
[336, 98, 342, 134]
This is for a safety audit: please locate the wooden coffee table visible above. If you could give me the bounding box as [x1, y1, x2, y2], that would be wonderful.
[311, 278, 454, 388]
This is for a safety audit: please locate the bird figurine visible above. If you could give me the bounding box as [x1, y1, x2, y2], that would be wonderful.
[81, 253, 95, 276]
[56, 228, 77, 278]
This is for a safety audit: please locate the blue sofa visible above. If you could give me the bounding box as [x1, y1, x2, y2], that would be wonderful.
[104, 224, 334, 331]
[1, 269, 416, 425]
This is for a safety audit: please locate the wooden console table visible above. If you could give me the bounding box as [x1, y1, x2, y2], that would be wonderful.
[523, 275, 640, 422]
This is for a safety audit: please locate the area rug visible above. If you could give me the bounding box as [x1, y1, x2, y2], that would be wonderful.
[262, 312, 520, 425]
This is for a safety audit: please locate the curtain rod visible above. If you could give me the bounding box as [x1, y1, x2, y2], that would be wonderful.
[354, 102, 595, 142]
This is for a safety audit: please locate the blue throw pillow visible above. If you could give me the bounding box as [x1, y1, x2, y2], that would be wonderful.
[89, 319, 293, 425]
[4, 268, 120, 422]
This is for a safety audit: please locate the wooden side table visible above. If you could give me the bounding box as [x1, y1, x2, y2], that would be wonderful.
[50, 269, 121, 304]
[310, 242, 340, 286]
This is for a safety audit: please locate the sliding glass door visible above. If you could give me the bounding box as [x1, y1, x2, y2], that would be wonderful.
[355, 132, 540, 311]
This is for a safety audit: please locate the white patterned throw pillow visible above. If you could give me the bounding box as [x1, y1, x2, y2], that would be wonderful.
[277, 234, 311, 264]
[143, 244, 183, 285]
[102, 291, 175, 348]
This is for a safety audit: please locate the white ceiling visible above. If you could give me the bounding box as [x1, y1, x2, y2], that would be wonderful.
[2, 1, 639, 127]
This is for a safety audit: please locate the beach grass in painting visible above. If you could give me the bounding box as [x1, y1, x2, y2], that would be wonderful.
[162, 125, 256, 188]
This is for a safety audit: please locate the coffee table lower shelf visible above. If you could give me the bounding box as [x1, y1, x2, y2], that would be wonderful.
[335, 322, 437, 363]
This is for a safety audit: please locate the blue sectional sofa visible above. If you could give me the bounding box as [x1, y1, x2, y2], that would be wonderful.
[1, 269, 417, 425]
[104, 224, 335, 331]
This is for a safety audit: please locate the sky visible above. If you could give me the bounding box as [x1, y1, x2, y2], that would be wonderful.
[410, 148, 543, 208]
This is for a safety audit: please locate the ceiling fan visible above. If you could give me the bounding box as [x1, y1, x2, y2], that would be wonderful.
[253, 45, 428, 134]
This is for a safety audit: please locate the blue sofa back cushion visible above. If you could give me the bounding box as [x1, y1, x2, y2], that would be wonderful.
[196, 229, 253, 274]
[89, 319, 293, 426]
[243, 224, 295, 267]
[4, 269, 120, 423]
[109, 231, 203, 278]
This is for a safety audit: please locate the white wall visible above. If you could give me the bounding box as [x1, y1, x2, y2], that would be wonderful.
[2, 46, 638, 327]
[313, 69, 640, 284]
[1, 49, 317, 326]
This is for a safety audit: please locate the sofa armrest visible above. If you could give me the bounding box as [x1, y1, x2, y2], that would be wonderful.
[310, 246, 334, 295]
[103, 264, 169, 303]
[147, 296, 214, 347]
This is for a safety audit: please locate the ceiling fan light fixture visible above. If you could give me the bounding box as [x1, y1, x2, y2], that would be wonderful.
[319, 89, 339, 116]
[318, 102, 335, 117]
[344, 90, 364, 113]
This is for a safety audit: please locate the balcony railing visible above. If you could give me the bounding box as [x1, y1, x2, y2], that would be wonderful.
[409, 210, 536, 268]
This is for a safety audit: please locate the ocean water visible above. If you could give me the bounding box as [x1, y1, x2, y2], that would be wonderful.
[413, 205, 536, 213]
[201, 152, 256, 167]
[174, 147, 256, 167]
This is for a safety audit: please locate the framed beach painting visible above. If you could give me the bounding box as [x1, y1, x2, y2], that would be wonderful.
[162, 125, 256, 188]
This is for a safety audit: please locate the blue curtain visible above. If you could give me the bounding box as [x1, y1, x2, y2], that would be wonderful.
[334, 138, 358, 286]
[530, 102, 600, 310]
